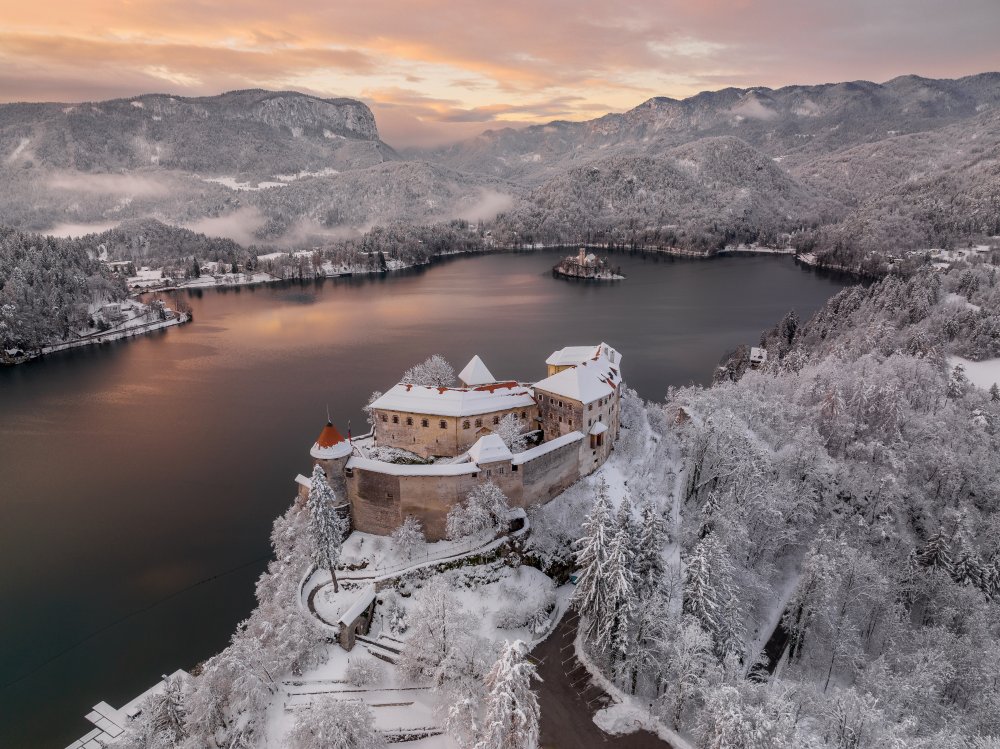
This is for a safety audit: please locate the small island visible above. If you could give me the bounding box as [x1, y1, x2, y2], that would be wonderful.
[552, 248, 625, 281]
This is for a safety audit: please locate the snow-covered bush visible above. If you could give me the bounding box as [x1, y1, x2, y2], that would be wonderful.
[493, 413, 529, 453]
[524, 482, 591, 569]
[494, 588, 556, 632]
[379, 589, 406, 633]
[446, 482, 510, 540]
[345, 657, 385, 687]
[286, 697, 384, 749]
[401, 354, 455, 387]
[391, 515, 425, 560]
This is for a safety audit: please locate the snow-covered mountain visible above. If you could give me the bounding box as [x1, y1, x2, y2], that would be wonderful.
[1, 74, 998, 256]
[0, 89, 392, 174]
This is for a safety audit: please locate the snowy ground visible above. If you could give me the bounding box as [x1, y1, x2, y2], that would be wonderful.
[268, 557, 564, 748]
[949, 355, 1000, 390]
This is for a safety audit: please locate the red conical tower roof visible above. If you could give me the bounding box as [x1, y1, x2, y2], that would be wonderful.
[311, 420, 352, 460]
[316, 421, 346, 448]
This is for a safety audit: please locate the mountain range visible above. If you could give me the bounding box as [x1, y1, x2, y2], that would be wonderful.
[2, 74, 998, 259]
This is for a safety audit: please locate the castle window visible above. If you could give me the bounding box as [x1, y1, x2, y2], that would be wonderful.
[558, 416, 563, 423]
[381, 414, 388, 422]
[386, 491, 394, 499]
[406, 416, 413, 426]
[485, 469, 492, 477]
[439, 420, 447, 429]
[421, 418, 429, 428]
[569, 419, 573, 426]
[492, 415, 500, 425]
[463, 420, 471, 429]
[521, 411, 526, 419]
[475, 418, 483, 428]
[498, 466, 505, 475]
[588, 404, 593, 411]
[512, 464, 518, 472]
[392, 415, 399, 424]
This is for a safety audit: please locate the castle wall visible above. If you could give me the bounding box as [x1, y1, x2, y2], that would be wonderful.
[373, 405, 538, 459]
[519, 438, 582, 507]
[344, 430, 588, 541]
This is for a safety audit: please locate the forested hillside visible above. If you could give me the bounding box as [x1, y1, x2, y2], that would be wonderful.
[0, 228, 125, 351]
[559, 264, 1000, 747]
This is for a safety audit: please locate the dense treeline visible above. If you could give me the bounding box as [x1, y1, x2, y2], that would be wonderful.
[0, 227, 125, 351]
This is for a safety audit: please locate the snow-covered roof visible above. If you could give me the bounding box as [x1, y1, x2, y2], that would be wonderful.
[589, 421, 609, 435]
[295, 473, 312, 489]
[545, 342, 621, 368]
[311, 421, 353, 459]
[337, 584, 377, 626]
[533, 353, 622, 404]
[370, 382, 535, 418]
[468, 434, 513, 464]
[458, 355, 497, 386]
[511, 431, 584, 465]
[345, 456, 479, 477]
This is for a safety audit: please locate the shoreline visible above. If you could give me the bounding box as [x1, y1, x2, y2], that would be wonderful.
[3, 246, 853, 367]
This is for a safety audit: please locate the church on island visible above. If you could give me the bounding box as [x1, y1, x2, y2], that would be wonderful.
[298, 343, 623, 540]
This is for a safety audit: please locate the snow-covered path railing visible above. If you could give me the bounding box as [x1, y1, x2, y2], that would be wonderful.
[303, 520, 530, 628]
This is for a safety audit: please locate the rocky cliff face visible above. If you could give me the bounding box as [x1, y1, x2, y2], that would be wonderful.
[0, 89, 389, 174]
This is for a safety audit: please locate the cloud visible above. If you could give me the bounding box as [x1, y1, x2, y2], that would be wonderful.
[0, 0, 997, 147]
[47, 172, 169, 196]
[454, 190, 516, 222]
[184, 207, 267, 246]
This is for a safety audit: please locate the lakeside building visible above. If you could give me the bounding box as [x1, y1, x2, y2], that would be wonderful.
[298, 343, 623, 540]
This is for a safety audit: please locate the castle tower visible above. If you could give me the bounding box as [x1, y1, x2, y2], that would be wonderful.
[309, 420, 353, 508]
[304, 420, 354, 535]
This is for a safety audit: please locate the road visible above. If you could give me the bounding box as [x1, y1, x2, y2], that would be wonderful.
[533, 614, 673, 749]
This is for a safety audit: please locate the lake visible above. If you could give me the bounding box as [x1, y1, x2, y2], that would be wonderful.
[0, 249, 851, 747]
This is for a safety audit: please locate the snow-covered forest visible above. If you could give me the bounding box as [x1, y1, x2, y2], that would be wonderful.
[561, 263, 1000, 747]
[0, 227, 126, 351]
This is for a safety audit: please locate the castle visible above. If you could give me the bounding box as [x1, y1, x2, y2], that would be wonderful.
[298, 343, 623, 540]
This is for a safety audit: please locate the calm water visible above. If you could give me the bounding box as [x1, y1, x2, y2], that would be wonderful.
[0, 250, 850, 747]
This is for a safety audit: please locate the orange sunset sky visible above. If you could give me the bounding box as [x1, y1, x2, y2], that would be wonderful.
[0, 0, 997, 147]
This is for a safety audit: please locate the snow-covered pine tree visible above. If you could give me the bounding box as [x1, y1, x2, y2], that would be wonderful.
[475, 640, 541, 749]
[307, 464, 348, 592]
[635, 496, 669, 595]
[615, 493, 637, 551]
[951, 545, 984, 589]
[913, 531, 953, 574]
[573, 478, 615, 642]
[599, 521, 638, 675]
[683, 537, 720, 637]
